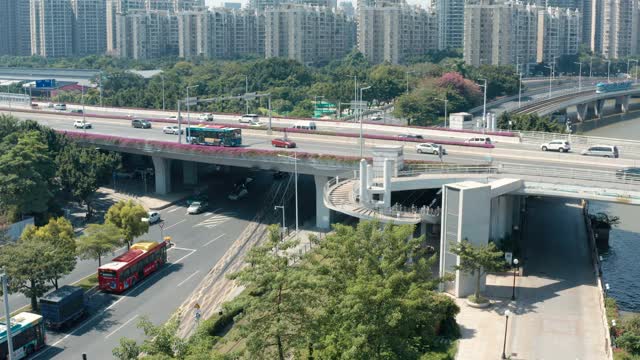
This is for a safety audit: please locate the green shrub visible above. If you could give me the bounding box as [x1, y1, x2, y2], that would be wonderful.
[617, 332, 640, 355]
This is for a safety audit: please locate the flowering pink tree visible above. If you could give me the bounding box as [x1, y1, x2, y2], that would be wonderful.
[437, 72, 482, 105]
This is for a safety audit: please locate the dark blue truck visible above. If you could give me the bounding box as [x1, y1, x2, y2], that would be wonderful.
[39, 285, 85, 329]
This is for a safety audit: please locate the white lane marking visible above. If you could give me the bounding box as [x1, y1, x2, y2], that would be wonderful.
[203, 234, 225, 247]
[105, 315, 139, 339]
[167, 207, 180, 213]
[163, 219, 186, 230]
[170, 246, 197, 252]
[195, 212, 235, 229]
[177, 270, 201, 287]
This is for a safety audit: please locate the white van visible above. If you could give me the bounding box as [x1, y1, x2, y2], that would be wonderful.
[290, 121, 317, 130]
[581, 145, 619, 158]
[465, 137, 492, 145]
[54, 103, 67, 111]
[239, 114, 259, 123]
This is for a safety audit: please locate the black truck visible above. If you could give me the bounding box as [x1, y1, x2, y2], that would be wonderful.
[39, 285, 86, 329]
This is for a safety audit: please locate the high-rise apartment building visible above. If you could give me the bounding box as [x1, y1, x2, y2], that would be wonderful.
[536, 7, 581, 64]
[116, 10, 179, 59]
[178, 8, 264, 59]
[107, 0, 146, 54]
[265, 4, 355, 65]
[464, 1, 538, 69]
[0, 0, 31, 56]
[599, 0, 639, 59]
[30, 0, 75, 57]
[72, 0, 107, 56]
[436, 0, 464, 50]
[358, 3, 438, 64]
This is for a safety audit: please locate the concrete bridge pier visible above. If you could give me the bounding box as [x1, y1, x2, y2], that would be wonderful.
[575, 103, 588, 122]
[594, 99, 606, 118]
[615, 95, 630, 114]
[315, 175, 331, 229]
[152, 156, 172, 195]
[182, 161, 198, 186]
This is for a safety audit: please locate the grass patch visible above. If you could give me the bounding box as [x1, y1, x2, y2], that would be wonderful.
[613, 349, 640, 360]
[468, 295, 489, 304]
[74, 273, 98, 290]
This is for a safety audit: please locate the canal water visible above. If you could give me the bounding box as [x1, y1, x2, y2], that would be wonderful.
[586, 121, 640, 312]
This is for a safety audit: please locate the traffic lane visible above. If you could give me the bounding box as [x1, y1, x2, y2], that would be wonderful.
[43, 174, 272, 359]
[11, 110, 636, 172]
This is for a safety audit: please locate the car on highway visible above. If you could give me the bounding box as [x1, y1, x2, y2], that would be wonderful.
[198, 113, 214, 121]
[581, 145, 619, 158]
[399, 134, 424, 140]
[616, 167, 640, 181]
[54, 103, 67, 111]
[239, 114, 259, 123]
[272, 138, 296, 148]
[416, 143, 446, 155]
[163, 125, 183, 134]
[540, 140, 571, 152]
[70, 109, 83, 114]
[147, 211, 161, 224]
[371, 115, 383, 121]
[248, 121, 263, 127]
[187, 201, 208, 214]
[465, 137, 492, 145]
[132, 118, 152, 129]
[73, 120, 92, 129]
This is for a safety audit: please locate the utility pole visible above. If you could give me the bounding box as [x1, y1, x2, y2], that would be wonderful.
[574, 62, 582, 91]
[161, 75, 165, 111]
[477, 79, 488, 129]
[186, 85, 198, 142]
[359, 86, 371, 158]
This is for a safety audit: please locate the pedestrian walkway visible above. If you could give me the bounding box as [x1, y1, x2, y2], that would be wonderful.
[456, 198, 608, 360]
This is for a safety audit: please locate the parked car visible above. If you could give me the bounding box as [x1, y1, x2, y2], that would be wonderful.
[70, 109, 83, 114]
[187, 201, 208, 214]
[399, 134, 424, 140]
[371, 114, 383, 121]
[272, 138, 296, 148]
[540, 140, 571, 152]
[147, 211, 161, 224]
[40, 286, 85, 329]
[616, 167, 640, 181]
[132, 118, 152, 129]
[163, 125, 183, 134]
[465, 137, 492, 145]
[416, 143, 446, 155]
[198, 113, 214, 121]
[54, 103, 67, 111]
[581, 145, 619, 158]
[239, 114, 259, 123]
[73, 120, 92, 129]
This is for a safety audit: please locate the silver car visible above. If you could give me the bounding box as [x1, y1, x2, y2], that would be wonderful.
[187, 201, 208, 214]
[416, 143, 446, 155]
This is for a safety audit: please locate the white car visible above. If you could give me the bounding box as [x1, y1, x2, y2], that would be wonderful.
[163, 125, 183, 134]
[371, 115, 383, 121]
[73, 120, 92, 129]
[187, 201, 208, 214]
[248, 121, 263, 127]
[198, 113, 214, 121]
[239, 114, 259, 123]
[540, 140, 571, 152]
[416, 143, 446, 155]
[147, 211, 161, 224]
[167, 115, 183, 121]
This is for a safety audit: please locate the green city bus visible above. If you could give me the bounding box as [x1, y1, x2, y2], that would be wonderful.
[0, 312, 46, 359]
[186, 125, 242, 147]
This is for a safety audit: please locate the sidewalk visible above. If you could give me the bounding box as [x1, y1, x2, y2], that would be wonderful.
[98, 186, 193, 210]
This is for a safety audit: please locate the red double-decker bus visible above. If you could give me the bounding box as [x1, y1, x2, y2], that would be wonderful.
[98, 241, 168, 293]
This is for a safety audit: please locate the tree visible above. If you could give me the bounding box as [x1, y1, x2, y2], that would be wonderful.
[56, 142, 120, 219]
[497, 112, 565, 133]
[105, 200, 149, 249]
[112, 338, 141, 360]
[449, 239, 505, 302]
[228, 225, 311, 360]
[20, 217, 76, 290]
[137, 317, 188, 358]
[77, 223, 123, 266]
[0, 131, 55, 217]
[311, 221, 458, 359]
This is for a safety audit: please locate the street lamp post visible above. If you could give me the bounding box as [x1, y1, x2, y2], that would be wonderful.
[244, 75, 249, 114]
[607, 60, 611, 83]
[186, 85, 198, 141]
[544, 65, 554, 99]
[518, 72, 523, 107]
[435, 97, 448, 128]
[1, 274, 14, 360]
[511, 258, 519, 301]
[477, 79, 487, 129]
[274, 205, 285, 241]
[501, 310, 511, 359]
[405, 70, 415, 94]
[359, 86, 371, 158]
[161, 75, 165, 111]
[574, 62, 582, 91]
[589, 56, 593, 79]
[81, 86, 86, 129]
[278, 152, 298, 241]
